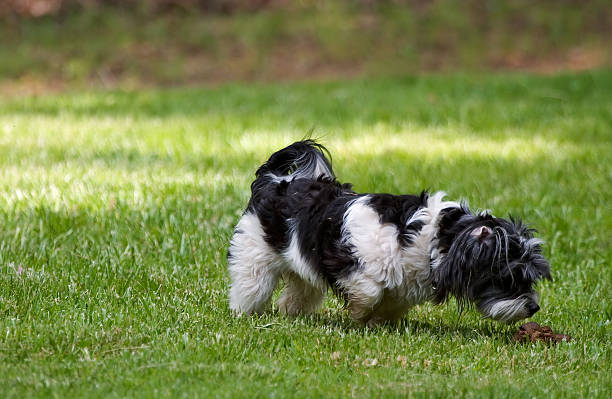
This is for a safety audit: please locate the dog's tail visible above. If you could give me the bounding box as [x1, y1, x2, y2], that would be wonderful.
[254, 140, 335, 183]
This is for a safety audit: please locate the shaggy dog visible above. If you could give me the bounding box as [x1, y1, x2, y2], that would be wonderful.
[228, 140, 551, 325]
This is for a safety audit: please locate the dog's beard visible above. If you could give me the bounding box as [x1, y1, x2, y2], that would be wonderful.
[477, 292, 539, 323]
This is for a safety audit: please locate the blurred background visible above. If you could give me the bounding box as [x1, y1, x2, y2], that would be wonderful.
[1, 0, 610, 94]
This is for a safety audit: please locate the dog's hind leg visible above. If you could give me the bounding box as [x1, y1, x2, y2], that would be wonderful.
[278, 271, 326, 316]
[228, 213, 283, 315]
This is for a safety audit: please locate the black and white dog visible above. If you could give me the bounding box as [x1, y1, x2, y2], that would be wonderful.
[228, 140, 551, 325]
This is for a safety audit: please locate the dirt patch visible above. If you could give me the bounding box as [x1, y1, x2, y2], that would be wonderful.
[514, 322, 572, 344]
[490, 46, 607, 74]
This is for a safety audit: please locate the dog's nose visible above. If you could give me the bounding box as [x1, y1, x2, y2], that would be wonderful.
[527, 303, 540, 316]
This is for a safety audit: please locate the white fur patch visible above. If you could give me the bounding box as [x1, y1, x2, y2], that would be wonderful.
[228, 212, 284, 315]
[480, 292, 539, 322]
[341, 196, 405, 289]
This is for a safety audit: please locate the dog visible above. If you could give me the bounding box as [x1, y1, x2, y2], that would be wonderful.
[228, 140, 551, 325]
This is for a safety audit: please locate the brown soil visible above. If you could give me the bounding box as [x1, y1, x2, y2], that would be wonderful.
[514, 322, 572, 344]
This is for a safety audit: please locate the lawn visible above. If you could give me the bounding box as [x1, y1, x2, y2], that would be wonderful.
[2, 1, 610, 91]
[0, 70, 610, 397]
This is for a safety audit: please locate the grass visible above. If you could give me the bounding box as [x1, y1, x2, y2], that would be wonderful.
[0, 70, 611, 397]
[1, 0, 611, 91]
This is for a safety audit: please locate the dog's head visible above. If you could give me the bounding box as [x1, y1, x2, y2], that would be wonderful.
[434, 208, 551, 323]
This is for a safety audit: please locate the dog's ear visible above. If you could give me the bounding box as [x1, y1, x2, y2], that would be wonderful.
[524, 253, 552, 282]
[508, 216, 552, 282]
[432, 250, 473, 304]
[513, 222, 551, 283]
[434, 206, 481, 304]
[437, 206, 473, 252]
[432, 257, 455, 304]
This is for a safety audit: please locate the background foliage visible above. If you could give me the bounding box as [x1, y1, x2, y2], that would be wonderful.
[1, 0, 610, 93]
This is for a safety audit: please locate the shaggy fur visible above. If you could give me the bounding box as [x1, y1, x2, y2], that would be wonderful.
[228, 140, 551, 325]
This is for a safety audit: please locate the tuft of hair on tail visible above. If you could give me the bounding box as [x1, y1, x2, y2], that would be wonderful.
[255, 140, 335, 183]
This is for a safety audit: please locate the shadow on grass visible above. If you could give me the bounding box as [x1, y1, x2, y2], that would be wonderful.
[1, 71, 609, 143]
[280, 308, 517, 342]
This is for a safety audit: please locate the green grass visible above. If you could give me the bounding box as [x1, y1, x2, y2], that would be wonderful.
[1, 0, 611, 89]
[0, 70, 611, 397]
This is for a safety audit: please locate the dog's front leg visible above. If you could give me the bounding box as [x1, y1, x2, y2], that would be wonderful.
[343, 276, 384, 323]
[363, 293, 410, 327]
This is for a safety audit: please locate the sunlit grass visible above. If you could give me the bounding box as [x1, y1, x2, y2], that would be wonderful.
[0, 71, 610, 397]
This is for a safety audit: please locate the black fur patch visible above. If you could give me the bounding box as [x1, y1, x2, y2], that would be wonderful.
[367, 192, 429, 246]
